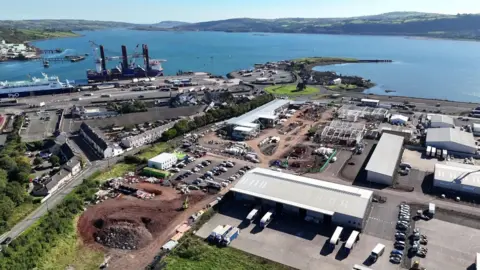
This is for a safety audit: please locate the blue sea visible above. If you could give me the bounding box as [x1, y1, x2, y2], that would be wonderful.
[1, 29, 480, 102]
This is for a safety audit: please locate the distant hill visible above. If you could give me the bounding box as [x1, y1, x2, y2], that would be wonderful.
[151, 21, 190, 28]
[0, 20, 138, 32]
[171, 12, 480, 40]
[0, 26, 79, 43]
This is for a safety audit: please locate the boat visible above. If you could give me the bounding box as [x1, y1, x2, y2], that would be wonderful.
[43, 60, 49, 68]
[0, 73, 74, 98]
[86, 44, 165, 82]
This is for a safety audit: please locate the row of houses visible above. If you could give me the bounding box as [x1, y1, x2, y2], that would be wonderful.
[79, 122, 124, 159]
[121, 121, 176, 148]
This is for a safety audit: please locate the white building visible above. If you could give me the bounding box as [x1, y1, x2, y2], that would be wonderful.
[434, 162, 480, 195]
[121, 122, 175, 148]
[32, 169, 72, 196]
[366, 133, 404, 185]
[361, 98, 379, 107]
[63, 157, 81, 176]
[148, 153, 178, 170]
[429, 114, 455, 128]
[390, 114, 409, 125]
[426, 128, 476, 154]
[231, 168, 373, 230]
[332, 78, 342, 85]
[473, 123, 480, 136]
[80, 122, 124, 159]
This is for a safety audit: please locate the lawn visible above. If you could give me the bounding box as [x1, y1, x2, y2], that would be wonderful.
[37, 216, 105, 270]
[92, 163, 136, 183]
[165, 235, 293, 270]
[137, 142, 173, 159]
[264, 85, 319, 96]
[326, 84, 359, 90]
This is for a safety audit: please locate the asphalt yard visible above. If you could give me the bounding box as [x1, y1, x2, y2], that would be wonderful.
[415, 219, 480, 270]
[21, 111, 59, 142]
[196, 201, 399, 270]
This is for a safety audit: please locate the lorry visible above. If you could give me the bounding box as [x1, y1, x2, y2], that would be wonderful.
[369, 243, 385, 263]
[329, 226, 344, 247]
[215, 225, 233, 242]
[245, 206, 261, 223]
[344, 230, 360, 253]
[260, 210, 274, 228]
[431, 147, 437, 158]
[221, 227, 240, 246]
[208, 225, 225, 242]
[436, 149, 442, 158]
[426, 146, 432, 157]
[442, 149, 448, 160]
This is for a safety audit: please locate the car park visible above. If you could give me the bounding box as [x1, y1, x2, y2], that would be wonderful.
[390, 256, 401, 264]
[391, 249, 403, 256]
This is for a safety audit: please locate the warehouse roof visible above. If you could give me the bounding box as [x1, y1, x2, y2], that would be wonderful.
[148, 152, 177, 163]
[365, 133, 404, 177]
[226, 99, 289, 127]
[231, 168, 373, 218]
[429, 114, 455, 127]
[233, 126, 254, 133]
[426, 128, 475, 148]
[390, 114, 409, 123]
[435, 162, 480, 188]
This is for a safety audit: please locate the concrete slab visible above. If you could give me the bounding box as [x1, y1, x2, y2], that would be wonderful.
[401, 149, 436, 172]
[415, 219, 480, 270]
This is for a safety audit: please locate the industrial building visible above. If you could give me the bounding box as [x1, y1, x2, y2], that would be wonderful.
[429, 114, 455, 128]
[426, 128, 476, 154]
[337, 105, 388, 122]
[317, 120, 365, 145]
[365, 133, 404, 185]
[79, 122, 124, 159]
[361, 98, 380, 107]
[434, 162, 480, 195]
[148, 153, 178, 170]
[226, 99, 290, 139]
[231, 168, 373, 230]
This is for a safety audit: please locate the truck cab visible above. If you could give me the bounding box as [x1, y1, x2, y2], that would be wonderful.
[369, 243, 385, 263]
[245, 206, 261, 223]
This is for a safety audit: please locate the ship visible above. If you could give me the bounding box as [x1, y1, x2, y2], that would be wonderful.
[0, 73, 74, 98]
[86, 44, 165, 82]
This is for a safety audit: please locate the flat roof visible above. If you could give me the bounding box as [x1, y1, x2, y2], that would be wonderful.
[365, 133, 404, 177]
[435, 162, 480, 188]
[361, 98, 379, 103]
[226, 99, 289, 126]
[148, 152, 177, 163]
[231, 168, 373, 219]
[429, 114, 455, 126]
[426, 128, 475, 148]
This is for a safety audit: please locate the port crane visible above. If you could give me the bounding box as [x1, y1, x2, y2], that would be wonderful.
[88, 41, 142, 64]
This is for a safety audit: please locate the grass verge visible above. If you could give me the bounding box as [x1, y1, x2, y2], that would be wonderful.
[0, 202, 40, 235]
[137, 142, 173, 160]
[264, 85, 319, 96]
[36, 216, 104, 270]
[164, 234, 294, 270]
[92, 163, 136, 183]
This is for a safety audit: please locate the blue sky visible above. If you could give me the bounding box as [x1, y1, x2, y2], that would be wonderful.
[3, 0, 480, 23]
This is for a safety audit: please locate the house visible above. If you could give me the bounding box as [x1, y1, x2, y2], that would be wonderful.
[63, 156, 81, 176]
[31, 169, 72, 196]
[121, 122, 175, 148]
[79, 122, 123, 159]
[332, 78, 342, 85]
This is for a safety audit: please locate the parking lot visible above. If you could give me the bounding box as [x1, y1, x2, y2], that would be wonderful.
[170, 156, 252, 188]
[401, 149, 437, 172]
[415, 218, 479, 270]
[196, 201, 399, 270]
[20, 111, 59, 142]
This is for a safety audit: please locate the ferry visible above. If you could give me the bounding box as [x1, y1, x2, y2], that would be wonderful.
[0, 73, 74, 98]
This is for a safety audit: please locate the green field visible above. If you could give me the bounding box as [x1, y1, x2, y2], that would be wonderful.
[36, 216, 104, 270]
[137, 142, 173, 159]
[326, 84, 359, 90]
[92, 163, 136, 183]
[165, 235, 293, 270]
[264, 85, 319, 96]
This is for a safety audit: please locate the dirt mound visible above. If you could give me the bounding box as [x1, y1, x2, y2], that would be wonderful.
[77, 190, 206, 250]
[95, 221, 153, 250]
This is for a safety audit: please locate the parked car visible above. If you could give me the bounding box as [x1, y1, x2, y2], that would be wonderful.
[1, 237, 12, 246]
[390, 256, 401, 264]
[391, 249, 404, 256]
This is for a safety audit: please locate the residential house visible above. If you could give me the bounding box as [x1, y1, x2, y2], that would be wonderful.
[31, 169, 72, 196]
[121, 122, 175, 148]
[79, 122, 123, 158]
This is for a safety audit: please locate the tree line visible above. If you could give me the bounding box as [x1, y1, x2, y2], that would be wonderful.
[0, 115, 34, 234]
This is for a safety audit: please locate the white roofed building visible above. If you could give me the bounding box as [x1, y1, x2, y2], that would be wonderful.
[148, 153, 178, 170]
[390, 114, 409, 125]
[365, 133, 404, 185]
[426, 128, 476, 154]
[429, 114, 455, 128]
[231, 168, 373, 230]
[434, 162, 480, 195]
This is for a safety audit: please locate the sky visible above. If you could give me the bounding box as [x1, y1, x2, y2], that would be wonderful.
[3, 0, 480, 23]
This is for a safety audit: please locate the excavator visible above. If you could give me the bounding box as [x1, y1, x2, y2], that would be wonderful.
[182, 196, 189, 210]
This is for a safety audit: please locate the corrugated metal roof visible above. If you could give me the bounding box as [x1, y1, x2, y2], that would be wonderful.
[426, 128, 475, 148]
[365, 133, 404, 177]
[435, 162, 480, 188]
[430, 114, 455, 127]
[226, 99, 289, 126]
[231, 168, 373, 219]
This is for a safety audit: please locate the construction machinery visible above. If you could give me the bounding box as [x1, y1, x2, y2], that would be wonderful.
[182, 196, 189, 210]
[411, 260, 426, 270]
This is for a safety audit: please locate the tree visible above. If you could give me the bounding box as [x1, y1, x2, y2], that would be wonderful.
[5, 182, 26, 206]
[50, 155, 60, 167]
[33, 157, 43, 166]
[0, 195, 14, 222]
[32, 140, 44, 150]
[0, 156, 17, 172]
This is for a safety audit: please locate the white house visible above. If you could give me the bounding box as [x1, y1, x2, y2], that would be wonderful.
[148, 153, 178, 170]
[80, 122, 124, 159]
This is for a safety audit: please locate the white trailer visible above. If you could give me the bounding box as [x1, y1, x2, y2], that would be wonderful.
[246, 206, 260, 223]
[344, 230, 360, 252]
[442, 149, 448, 159]
[260, 210, 274, 228]
[428, 203, 435, 217]
[215, 225, 232, 242]
[369, 243, 385, 263]
[426, 146, 432, 157]
[329, 226, 344, 246]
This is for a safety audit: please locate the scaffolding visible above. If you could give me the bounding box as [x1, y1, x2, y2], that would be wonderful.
[316, 120, 365, 145]
[337, 105, 388, 122]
